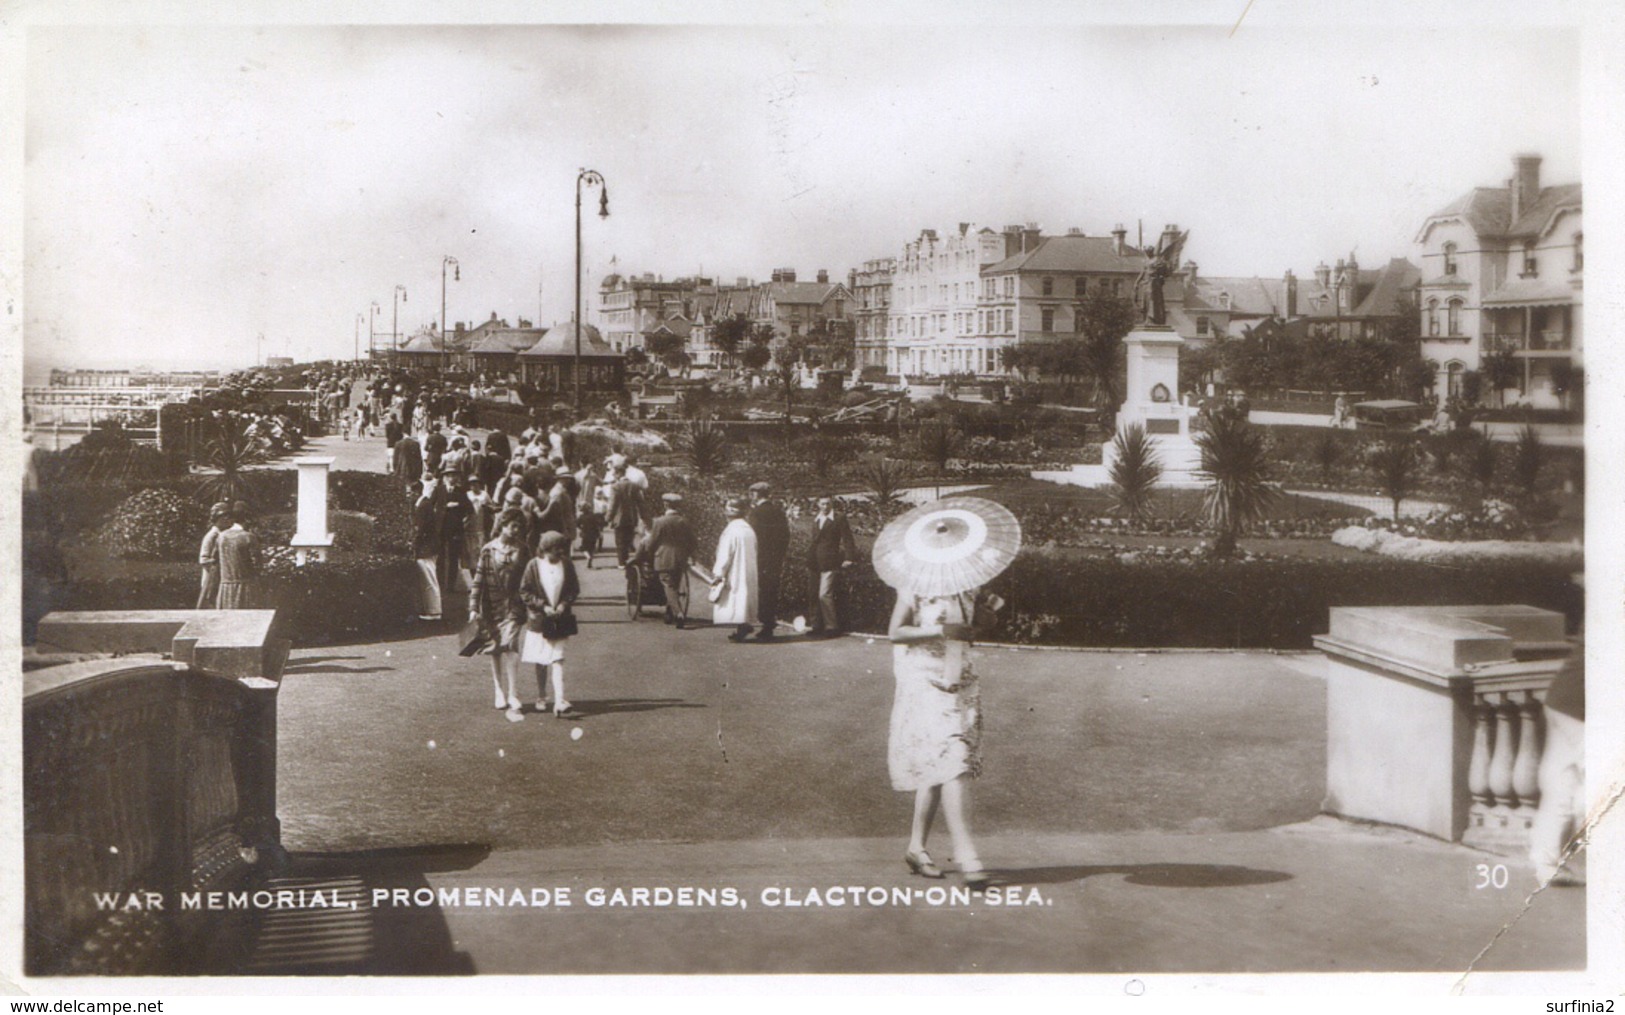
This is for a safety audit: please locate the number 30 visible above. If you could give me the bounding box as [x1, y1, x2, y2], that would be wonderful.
[1475, 864, 1509, 889]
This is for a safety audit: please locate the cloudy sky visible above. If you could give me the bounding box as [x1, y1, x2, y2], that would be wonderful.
[16, 3, 1590, 374]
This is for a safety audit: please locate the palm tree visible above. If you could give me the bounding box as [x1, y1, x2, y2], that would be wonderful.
[1512, 423, 1545, 505]
[1369, 436, 1421, 521]
[860, 455, 912, 510]
[1109, 423, 1162, 522]
[196, 417, 268, 506]
[679, 416, 728, 477]
[1194, 412, 1277, 557]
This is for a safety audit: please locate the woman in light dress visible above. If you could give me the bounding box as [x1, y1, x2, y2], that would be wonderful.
[887, 586, 1000, 888]
[709, 497, 759, 643]
[518, 531, 581, 720]
[472, 508, 532, 721]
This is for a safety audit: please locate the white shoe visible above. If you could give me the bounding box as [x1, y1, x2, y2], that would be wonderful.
[505, 707, 526, 723]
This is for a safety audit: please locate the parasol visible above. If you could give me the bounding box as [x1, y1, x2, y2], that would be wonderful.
[871, 496, 1022, 596]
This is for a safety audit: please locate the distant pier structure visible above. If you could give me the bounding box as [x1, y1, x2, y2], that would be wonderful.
[24, 368, 219, 450]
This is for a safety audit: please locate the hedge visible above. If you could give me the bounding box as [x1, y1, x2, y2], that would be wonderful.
[826, 552, 1581, 649]
[39, 553, 420, 648]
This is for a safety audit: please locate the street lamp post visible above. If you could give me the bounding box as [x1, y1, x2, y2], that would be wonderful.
[392, 285, 408, 367]
[369, 302, 381, 362]
[441, 256, 460, 377]
[574, 168, 609, 415]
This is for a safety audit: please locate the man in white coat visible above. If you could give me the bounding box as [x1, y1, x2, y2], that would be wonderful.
[710, 496, 760, 643]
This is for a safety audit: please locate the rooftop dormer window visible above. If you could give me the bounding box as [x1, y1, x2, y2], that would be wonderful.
[1443, 242, 1458, 276]
[1521, 240, 1538, 278]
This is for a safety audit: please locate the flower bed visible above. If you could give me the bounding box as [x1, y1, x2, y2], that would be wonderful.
[1331, 526, 1583, 567]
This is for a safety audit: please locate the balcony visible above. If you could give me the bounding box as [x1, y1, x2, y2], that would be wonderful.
[1483, 330, 1572, 354]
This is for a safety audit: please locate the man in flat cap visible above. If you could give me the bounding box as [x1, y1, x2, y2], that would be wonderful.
[747, 481, 790, 641]
[638, 492, 697, 628]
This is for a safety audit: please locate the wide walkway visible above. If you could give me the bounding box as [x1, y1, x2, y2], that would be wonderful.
[249, 551, 1586, 979]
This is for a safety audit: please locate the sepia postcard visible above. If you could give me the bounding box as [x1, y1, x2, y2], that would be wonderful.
[4, 0, 1620, 1005]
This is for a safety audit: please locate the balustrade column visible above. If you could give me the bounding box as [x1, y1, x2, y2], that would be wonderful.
[1512, 691, 1544, 809]
[1467, 698, 1494, 807]
[1487, 692, 1519, 807]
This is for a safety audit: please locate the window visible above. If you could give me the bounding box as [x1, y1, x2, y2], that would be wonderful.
[1041, 308, 1055, 332]
[1522, 240, 1538, 277]
[1003, 277, 1015, 298]
[1042, 277, 1054, 297]
[1426, 299, 1439, 337]
[1446, 361, 1465, 399]
[1446, 299, 1463, 337]
[1443, 242, 1458, 275]
[1573, 232, 1583, 272]
[1003, 308, 1013, 332]
[1196, 316, 1210, 336]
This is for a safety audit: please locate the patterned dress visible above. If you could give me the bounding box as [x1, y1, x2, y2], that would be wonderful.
[472, 538, 531, 653]
[888, 593, 982, 791]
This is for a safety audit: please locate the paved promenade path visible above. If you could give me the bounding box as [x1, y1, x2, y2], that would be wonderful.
[251, 549, 1586, 979]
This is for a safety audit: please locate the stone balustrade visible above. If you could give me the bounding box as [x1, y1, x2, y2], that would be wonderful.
[1314, 605, 1572, 852]
[25, 610, 289, 975]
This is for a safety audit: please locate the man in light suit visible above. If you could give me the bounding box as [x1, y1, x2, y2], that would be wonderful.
[805, 494, 857, 638]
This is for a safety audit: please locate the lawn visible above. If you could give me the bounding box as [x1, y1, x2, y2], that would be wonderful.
[974, 478, 1374, 522]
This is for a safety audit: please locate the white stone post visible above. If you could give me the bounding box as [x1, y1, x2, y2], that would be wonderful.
[289, 456, 336, 566]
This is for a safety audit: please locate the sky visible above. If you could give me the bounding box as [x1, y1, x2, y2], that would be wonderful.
[15, 5, 1589, 374]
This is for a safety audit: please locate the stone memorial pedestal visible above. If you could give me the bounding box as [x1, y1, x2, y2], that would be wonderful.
[1314, 605, 1571, 852]
[289, 455, 336, 565]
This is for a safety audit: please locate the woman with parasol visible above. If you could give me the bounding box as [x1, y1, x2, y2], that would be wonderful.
[874, 497, 1017, 889]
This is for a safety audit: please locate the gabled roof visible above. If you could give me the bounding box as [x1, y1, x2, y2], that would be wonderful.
[1181, 276, 1290, 317]
[766, 281, 844, 305]
[982, 235, 1149, 275]
[1421, 183, 1582, 240]
[1351, 259, 1421, 317]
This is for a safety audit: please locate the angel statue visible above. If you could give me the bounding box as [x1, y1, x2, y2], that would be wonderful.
[1133, 228, 1189, 326]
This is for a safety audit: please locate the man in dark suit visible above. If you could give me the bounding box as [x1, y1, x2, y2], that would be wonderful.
[806, 494, 857, 637]
[393, 432, 423, 494]
[605, 466, 644, 568]
[747, 481, 790, 641]
[384, 413, 404, 454]
[638, 493, 697, 627]
[424, 428, 448, 476]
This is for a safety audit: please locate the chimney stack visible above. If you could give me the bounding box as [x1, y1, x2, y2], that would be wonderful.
[1512, 153, 1542, 223]
[1111, 224, 1127, 255]
[1284, 270, 1298, 318]
[817, 269, 829, 284]
[1184, 261, 1198, 284]
[1314, 261, 1331, 288]
[1022, 224, 1041, 253]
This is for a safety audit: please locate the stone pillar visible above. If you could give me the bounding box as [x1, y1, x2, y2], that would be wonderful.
[1314, 605, 1571, 849]
[289, 456, 336, 565]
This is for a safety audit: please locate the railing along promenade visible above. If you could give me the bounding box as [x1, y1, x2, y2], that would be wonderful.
[25, 610, 289, 975]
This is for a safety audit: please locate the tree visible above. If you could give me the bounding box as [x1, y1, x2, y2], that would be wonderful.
[1075, 292, 1137, 424]
[644, 332, 686, 376]
[196, 417, 269, 507]
[1480, 348, 1521, 408]
[809, 318, 856, 372]
[1109, 423, 1163, 522]
[1194, 412, 1277, 557]
[710, 313, 752, 369]
[1512, 424, 1545, 504]
[769, 336, 807, 421]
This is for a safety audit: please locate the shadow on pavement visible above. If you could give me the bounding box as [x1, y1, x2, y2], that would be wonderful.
[237, 844, 490, 975]
[282, 663, 398, 675]
[568, 697, 708, 718]
[995, 862, 1293, 889]
[284, 655, 367, 665]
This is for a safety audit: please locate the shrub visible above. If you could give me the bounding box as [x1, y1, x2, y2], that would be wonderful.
[45, 553, 420, 647]
[257, 510, 377, 554]
[1195, 414, 1277, 556]
[859, 456, 913, 510]
[98, 489, 209, 561]
[1368, 436, 1422, 521]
